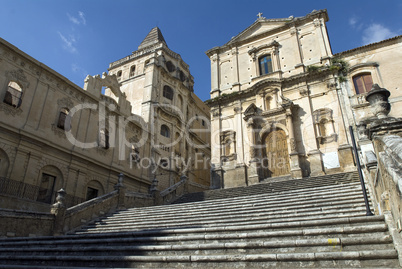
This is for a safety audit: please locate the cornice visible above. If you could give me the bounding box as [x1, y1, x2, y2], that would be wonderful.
[205, 66, 337, 107]
[348, 62, 379, 73]
[206, 9, 328, 57]
[334, 35, 402, 58]
[109, 43, 190, 72]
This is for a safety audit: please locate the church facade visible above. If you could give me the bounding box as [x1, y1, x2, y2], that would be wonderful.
[206, 10, 402, 188]
[0, 27, 210, 209]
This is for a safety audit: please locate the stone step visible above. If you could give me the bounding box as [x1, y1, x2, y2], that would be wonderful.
[51, 219, 392, 248]
[173, 172, 360, 204]
[78, 183, 372, 233]
[90, 183, 369, 223]
[91, 203, 371, 229]
[0, 250, 398, 268]
[150, 190, 370, 223]
[114, 183, 367, 217]
[0, 236, 394, 256]
[0, 172, 396, 268]
[99, 193, 370, 224]
[80, 208, 370, 234]
[0, 216, 387, 247]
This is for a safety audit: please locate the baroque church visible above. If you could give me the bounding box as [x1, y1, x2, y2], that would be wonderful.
[0, 26, 210, 209]
[206, 9, 402, 189]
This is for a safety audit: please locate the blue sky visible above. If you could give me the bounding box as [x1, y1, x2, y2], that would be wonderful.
[0, 0, 401, 101]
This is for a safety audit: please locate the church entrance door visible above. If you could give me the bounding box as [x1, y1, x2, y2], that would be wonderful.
[263, 129, 290, 178]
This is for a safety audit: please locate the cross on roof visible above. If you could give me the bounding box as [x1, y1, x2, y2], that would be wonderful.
[257, 12, 263, 19]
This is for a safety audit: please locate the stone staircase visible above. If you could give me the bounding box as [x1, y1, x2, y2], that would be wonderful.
[0, 172, 400, 268]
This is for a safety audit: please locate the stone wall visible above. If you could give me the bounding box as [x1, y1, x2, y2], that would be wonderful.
[0, 209, 54, 238]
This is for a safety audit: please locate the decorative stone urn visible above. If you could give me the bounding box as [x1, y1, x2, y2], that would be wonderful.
[365, 84, 391, 119]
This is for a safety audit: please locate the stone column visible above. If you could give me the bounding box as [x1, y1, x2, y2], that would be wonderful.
[247, 118, 260, 185]
[285, 107, 302, 178]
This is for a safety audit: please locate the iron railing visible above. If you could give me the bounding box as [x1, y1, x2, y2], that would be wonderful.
[0, 177, 84, 208]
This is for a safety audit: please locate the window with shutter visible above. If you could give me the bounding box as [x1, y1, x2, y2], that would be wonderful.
[353, 73, 373, 94]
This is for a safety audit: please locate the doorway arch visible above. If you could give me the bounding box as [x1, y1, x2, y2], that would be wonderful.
[261, 128, 290, 178]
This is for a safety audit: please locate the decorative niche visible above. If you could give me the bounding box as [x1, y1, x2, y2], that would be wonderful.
[312, 108, 337, 144]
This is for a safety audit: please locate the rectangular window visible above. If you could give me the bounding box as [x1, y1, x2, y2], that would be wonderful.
[37, 173, 56, 204]
[57, 111, 67, 129]
[4, 84, 22, 108]
[259, 55, 273, 75]
[86, 187, 99, 201]
[353, 73, 373, 94]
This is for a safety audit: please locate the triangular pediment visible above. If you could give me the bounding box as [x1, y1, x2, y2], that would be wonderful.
[227, 19, 289, 45]
[244, 103, 259, 117]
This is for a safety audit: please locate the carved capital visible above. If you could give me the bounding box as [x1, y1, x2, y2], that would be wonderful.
[234, 106, 242, 114]
[299, 88, 309, 96]
[313, 18, 322, 28]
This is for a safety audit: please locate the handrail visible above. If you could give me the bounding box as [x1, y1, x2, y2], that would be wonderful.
[160, 177, 187, 197]
[349, 126, 374, 216]
[66, 190, 118, 214]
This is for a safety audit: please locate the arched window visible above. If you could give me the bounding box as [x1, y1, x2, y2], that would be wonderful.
[166, 61, 175, 72]
[259, 55, 273, 75]
[163, 85, 174, 100]
[117, 70, 122, 81]
[99, 129, 109, 149]
[160, 124, 170, 138]
[353, 73, 373, 94]
[179, 71, 186, 82]
[57, 108, 71, 131]
[3, 81, 22, 108]
[130, 65, 136, 77]
[177, 94, 183, 110]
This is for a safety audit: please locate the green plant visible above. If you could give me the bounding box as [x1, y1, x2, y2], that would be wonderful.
[307, 65, 321, 73]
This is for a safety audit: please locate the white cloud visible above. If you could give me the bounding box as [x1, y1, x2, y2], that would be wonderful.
[67, 11, 86, 25]
[78, 11, 86, 25]
[67, 13, 80, 25]
[58, 32, 77, 53]
[349, 17, 357, 27]
[362, 23, 397, 45]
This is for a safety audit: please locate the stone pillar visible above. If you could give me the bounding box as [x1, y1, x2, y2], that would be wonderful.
[285, 107, 303, 178]
[114, 173, 126, 209]
[51, 188, 67, 236]
[210, 109, 223, 189]
[247, 118, 260, 185]
[234, 105, 244, 166]
[210, 54, 220, 97]
[231, 47, 240, 92]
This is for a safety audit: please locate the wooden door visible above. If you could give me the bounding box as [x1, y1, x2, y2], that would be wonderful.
[265, 129, 290, 177]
